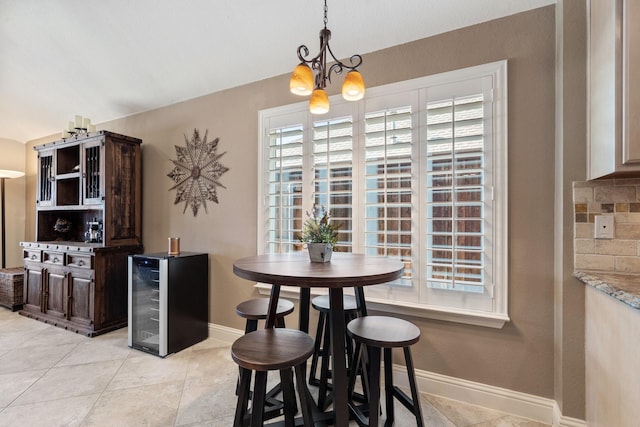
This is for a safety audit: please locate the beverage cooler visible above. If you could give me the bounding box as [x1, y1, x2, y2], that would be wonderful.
[128, 252, 208, 357]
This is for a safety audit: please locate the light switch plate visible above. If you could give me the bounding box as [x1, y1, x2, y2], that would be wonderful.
[594, 215, 614, 239]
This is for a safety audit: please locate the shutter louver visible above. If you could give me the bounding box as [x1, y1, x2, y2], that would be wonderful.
[426, 95, 485, 293]
[312, 116, 354, 251]
[266, 125, 304, 253]
[364, 107, 413, 285]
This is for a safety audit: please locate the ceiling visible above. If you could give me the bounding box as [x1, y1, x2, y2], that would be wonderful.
[0, 0, 554, 143]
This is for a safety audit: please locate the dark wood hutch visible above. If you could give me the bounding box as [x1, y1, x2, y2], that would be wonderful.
[20, 131, 142, 336]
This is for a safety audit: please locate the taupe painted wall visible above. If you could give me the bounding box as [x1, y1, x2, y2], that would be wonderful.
[0, 138, 26, 268]
[555, 0, 587, 420]
[23, 5, 574, 406]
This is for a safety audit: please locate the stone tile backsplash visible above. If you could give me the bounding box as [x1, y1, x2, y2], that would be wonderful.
[574, 178, 640, 273]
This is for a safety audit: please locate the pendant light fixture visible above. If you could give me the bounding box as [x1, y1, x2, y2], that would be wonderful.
[289, 0, 365, 114]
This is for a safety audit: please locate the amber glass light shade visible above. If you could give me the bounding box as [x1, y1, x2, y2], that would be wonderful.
[309, 88, 330, 114]
[341, 70, 365, 101]
[289, 64, 314, 96]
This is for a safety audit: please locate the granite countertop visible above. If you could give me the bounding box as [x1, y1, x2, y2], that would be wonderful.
[574, 270, 640, 310]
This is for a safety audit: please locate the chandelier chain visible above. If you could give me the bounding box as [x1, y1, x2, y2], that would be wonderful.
[324, 0, 328, 27]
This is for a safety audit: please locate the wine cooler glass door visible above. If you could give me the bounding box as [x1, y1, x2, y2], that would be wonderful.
[129, 257, 166, 356]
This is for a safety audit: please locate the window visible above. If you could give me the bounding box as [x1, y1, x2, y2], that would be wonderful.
[259, 61, 508, 328]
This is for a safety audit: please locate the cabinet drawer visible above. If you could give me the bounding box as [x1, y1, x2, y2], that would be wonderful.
[67, 253, 93, 269]
[43, 251, 65, 265]
[24, 250, 42, 262]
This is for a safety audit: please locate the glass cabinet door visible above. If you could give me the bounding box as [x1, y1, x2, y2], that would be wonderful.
[37, 149, 54, 207]
[82, 140, 104, 205]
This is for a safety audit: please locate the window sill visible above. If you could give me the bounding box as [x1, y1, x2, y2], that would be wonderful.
[254, 283, 509, 329]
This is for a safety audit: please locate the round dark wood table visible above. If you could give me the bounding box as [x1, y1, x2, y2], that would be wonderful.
[233, 252, 404, 427]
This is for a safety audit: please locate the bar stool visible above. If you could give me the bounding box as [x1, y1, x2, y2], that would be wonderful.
[309, 294, 359, 410]
[232, 328, 315, 427]
[236, 298, 295, 333]
[235, 298, 295, 420]
[347, 316, 424, 427]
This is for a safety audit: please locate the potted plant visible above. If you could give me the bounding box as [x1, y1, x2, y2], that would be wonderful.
[299, 205, 340, 262]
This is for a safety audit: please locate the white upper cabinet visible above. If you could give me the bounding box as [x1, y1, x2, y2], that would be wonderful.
[588, 0, 640, 179]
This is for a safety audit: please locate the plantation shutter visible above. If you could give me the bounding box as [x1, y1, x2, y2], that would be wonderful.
[364, 105, 414, 286]
[425, 92, 488, 295]
[312, 115, 355, 251]
[265, 123, 304, 253]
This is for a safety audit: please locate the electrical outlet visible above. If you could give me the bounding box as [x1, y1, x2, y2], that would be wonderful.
[594, 215, 614, 239]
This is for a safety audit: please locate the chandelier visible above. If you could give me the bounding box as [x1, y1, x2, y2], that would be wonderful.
[289, 0, 365, 114]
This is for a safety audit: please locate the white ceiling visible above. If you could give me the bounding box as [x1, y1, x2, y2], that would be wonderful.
[0, 0, 554, 143]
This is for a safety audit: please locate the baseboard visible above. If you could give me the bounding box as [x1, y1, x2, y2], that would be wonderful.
[391, 365, 555, 424]
[209, 322, 243, 343]
[553, 402, 587, 427]
[208, 323, 585, 426]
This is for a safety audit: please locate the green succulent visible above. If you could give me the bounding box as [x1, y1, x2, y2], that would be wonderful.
[299, 205, 340, 247]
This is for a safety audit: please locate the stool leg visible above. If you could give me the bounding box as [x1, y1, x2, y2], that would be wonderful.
[279, 368, 297, 427]
[403, 347, 424, 427]
[237, 319, 260, 397]
[383, 348, 394, 427]
[234, 367, 252, 427]
[294, 363, 315, 427]
[348, 340, 371, 414]
[345, 312, 356, 374]
[245, 319, 258, 334]
[347, 340, 361, 403]
[368, 346, 382, 427]
[317, 313, 332, 410]
[250, 371, 267, 427]
[266, 315, 287, 416]
[309, 311, 326, 386]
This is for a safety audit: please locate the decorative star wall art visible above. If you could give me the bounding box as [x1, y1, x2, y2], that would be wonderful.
[167, 128, 229, 216]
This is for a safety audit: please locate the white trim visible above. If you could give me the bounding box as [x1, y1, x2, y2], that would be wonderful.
[366, 297, 508, 329]
[254, 282, 508, 328]
[552, 402, 588, 427]
[207, 322, 584, 426]
[208, 322, 243, 343]
[394, 366, 554, 424]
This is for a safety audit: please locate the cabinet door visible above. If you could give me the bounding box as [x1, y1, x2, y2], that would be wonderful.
[82, 139, 104, 205]
[623, 0, 640, 164]
[588, 0, 640, 178]
[36, 150, 55, 207]
[103, 137, 141, 246]
[68, 271, 94, 326]
[44, 267, 67, 319]
[23, 265, 44, 313]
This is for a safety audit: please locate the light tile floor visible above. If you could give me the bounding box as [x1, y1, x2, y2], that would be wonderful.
[0, 307, 549, 427]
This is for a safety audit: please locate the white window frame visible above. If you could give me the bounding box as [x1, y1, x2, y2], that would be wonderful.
[257, 61, 509, 328]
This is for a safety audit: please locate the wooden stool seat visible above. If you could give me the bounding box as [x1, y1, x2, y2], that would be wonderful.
[232, 328, 315, 371]
[347, 316, 424, 427]
[310, 294, 359, 410]
[347, 316, 420, 347]
[311, 294, 358, 312]
[236, 298, 295, 321]
[232, 328, 315, 427]
[236, 298, 294, 333]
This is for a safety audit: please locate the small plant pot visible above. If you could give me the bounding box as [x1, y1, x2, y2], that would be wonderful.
[307, 243, 333, 263]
